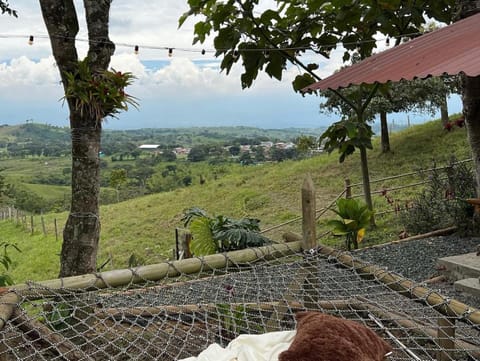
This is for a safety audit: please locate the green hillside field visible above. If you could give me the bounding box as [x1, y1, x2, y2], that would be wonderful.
[0, 119, 471, 284]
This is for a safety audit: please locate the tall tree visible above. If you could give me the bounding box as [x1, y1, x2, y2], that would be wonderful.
[459, 2, 480, 205]
[39, 1, 136, 277]
[180, 0, 455, 214]
[319, 76, 458, 153]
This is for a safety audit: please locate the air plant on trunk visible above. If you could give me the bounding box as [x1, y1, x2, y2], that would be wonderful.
[62, 59, 138, 123]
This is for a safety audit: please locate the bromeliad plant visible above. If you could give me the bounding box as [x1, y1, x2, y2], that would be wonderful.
[62, 59, 138, 122]
[328, 198, 372, 251]
[181, 207, 271, 256]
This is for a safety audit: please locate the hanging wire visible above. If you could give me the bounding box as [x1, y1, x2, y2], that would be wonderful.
[0, 30, 426, 56]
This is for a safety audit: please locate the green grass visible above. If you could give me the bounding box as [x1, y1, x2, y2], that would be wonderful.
[1, 118, 471, 284]
[1, 157, 71, 183]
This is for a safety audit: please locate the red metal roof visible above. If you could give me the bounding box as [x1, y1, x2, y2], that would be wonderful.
[303, 12, 480, 92]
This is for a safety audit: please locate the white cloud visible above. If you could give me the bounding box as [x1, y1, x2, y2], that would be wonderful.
[0, 1, 345, 129]
[0, 56, 58, 85]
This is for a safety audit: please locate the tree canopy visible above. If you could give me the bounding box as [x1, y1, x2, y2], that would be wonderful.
[180, 0, 455, 92]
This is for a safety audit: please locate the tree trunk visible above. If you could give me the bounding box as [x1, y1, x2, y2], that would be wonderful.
[459, 1, 480, 202]
[380, 111, 391, 153]
[359, 145, 375, 226]
[463, 75, 480, 198]
[40, 0, 114, 277]
[61, 122, 102, 277]
[440, 94, 449, 125]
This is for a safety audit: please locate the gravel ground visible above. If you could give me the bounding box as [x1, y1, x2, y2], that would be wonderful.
[353, 235, 480, 308]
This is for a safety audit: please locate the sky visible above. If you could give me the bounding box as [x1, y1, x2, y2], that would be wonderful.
[0, 1, 462, 130]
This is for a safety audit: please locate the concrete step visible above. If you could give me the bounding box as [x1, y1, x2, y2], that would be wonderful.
[437, 252, 480, 281]
[454, 278, 480, 298]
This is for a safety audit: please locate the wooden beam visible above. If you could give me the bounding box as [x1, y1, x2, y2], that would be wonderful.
[8, 241, 303, 300]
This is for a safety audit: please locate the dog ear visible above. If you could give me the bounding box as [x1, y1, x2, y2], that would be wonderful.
[294, 311, 311, 322]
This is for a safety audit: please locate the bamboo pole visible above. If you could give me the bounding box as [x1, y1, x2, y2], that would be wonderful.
[356, 299, 480, 359]
[281, 231, 480, 325]
[11, 309, 93, 361]
[0, 291, 20, 331]
[95, 301, 305, 319]
[8, 241, 302, 301]
[316, 244, 480, 324]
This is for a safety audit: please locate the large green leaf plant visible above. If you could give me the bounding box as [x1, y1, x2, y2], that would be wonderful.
[182, 207, 271, 256]
[328, 198, 372, 251]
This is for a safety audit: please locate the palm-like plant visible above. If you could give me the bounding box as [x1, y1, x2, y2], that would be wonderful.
[182, 207, 271, 256]
[328, 198, 372, 250]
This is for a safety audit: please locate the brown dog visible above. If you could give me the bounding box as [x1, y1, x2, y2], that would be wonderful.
[279, 312, 392, 361]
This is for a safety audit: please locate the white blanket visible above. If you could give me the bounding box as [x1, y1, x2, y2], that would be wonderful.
[179, 330, 296, 361]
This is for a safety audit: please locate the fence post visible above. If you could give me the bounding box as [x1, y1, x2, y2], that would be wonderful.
[302, 174, 317, 250]
[41, 214, 47, 236]
[301, 174, 318, 310]
[345, 178, 352, 199]
[182, 231, 192, 259]
[54, 218, 58, 241]
[30, 215, 34, 235]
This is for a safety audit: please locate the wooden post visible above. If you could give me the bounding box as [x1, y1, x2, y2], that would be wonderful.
[345, 178, 352, 199]
[54, 218, 58, 241]
[182, 231, 192, 259]
[437, 317, 455, 361]
[302, 174, 317, 250]
[41, 215, 47, 236]
[30, 215, 34, 235]
[175, 228, 179, 260]
[301, 174, 318, 310]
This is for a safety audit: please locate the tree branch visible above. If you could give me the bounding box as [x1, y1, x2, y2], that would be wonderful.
[84, 0, 115, 71]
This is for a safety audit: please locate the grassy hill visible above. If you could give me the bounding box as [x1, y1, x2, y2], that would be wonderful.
[1, 118, 471, 284]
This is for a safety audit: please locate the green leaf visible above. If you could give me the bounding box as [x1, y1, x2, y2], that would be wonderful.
[193, 21, 212, 43]
[190, 217, 217, 256]
[327, 219, 349, 235]
[214, 27, 241, 52]
[292, 73, 316, 93]
[265, 52, 285, 82]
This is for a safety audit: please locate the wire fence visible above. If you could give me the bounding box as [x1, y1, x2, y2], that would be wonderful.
[0, 167, 478, 360]
[0, 241, 478, 360]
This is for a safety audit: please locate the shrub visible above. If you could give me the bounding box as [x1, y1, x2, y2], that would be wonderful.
[328, 198, 372, 250]
[400, 157, 476, 235]
[181, 207, 271, 256]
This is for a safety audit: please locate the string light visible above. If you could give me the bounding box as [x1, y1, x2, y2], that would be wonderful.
[0, 30, 427, 56]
